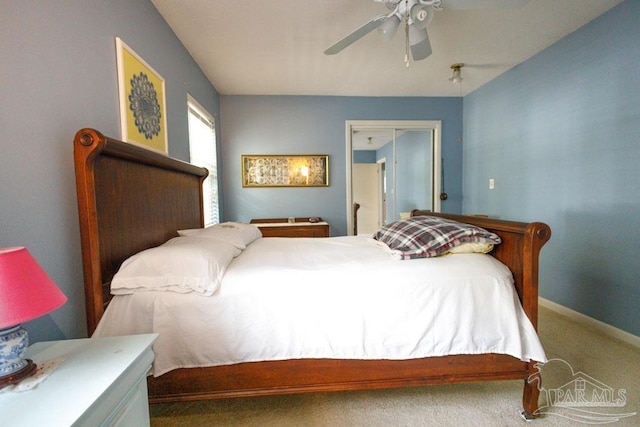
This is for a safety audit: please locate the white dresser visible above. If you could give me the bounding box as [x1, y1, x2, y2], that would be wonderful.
[0, 334, 157, 426]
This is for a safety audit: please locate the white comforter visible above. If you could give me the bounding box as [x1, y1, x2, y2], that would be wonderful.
[94, 236, 547, 376]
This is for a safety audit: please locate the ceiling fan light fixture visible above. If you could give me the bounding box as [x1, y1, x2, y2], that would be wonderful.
[408, 26, 431, 60]
[410, 5, 434, 29]
[377, 15, 401, 40]
[449, 63, 464, 83]
[408, 25, 428, 44]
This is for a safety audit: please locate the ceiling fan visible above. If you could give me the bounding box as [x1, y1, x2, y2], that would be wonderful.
[324, 0, 530, 65]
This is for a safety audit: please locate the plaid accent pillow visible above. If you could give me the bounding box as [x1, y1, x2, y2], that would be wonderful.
[373, 216, 501, 260]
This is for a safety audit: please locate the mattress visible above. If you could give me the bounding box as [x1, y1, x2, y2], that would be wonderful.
[93, 236, 547, 376]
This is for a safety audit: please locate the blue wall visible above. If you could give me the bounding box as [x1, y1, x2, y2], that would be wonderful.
[0, 0, 219, 341]
[463, 1, 640, 336]
[220, 96, 463, 235]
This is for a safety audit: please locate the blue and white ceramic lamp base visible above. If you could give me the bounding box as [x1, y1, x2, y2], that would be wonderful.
[0, 325, 37, 388]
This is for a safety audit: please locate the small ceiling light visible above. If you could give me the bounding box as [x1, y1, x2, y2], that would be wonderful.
[449, 63, 464, 84]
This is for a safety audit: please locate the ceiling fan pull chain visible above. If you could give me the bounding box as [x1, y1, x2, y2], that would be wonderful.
[404, 0, 410, 67]
[405, 25, 410, 67]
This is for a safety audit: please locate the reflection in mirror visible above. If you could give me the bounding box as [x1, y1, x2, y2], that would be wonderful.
[395, 130, 433, 222]
[352, 129, 393, 235]
[350, 124, 437, 236]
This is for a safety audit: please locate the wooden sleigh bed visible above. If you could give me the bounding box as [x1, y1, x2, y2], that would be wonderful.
[74, 128, 551, 419]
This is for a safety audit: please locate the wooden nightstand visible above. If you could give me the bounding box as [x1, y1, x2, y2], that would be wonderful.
[0, 334, 157, 427]
[251, 217, 330, 238]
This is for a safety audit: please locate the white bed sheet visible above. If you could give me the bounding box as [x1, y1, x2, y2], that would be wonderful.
[93, 236, 547, 376]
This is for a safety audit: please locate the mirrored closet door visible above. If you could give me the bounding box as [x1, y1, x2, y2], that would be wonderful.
[347, 120, 441, 236]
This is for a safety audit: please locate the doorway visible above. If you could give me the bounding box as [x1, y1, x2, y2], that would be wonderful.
[346, 120, 442, 236]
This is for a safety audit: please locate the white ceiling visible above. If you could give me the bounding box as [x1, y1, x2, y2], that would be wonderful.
[151, 0, 621, 97]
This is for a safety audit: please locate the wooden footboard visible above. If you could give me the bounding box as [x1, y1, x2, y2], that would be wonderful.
[410, 210, 551, 330]
[74, 128, 550, 418]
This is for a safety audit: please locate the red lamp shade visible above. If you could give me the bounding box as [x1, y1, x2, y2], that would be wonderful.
[0, 247, 67, 329]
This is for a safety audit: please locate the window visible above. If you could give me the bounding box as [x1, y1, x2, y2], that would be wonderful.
[187, 94, 219, 226]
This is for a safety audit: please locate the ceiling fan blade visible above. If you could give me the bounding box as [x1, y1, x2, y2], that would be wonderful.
[438, 0, 530, 9]
[409, 26, 432, 61]
[324, 14, 389, 55]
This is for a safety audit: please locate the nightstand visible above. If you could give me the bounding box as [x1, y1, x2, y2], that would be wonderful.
[0, 334, 157, 427]
[251, 217, 330, 237]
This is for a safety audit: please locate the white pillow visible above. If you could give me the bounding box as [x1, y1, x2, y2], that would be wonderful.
[111, 236, 240, 296]
[178, 222, 262, 249]
[446, 241, 494, 254]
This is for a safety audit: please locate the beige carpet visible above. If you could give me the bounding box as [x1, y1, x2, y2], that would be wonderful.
[150, 306, 639, 426]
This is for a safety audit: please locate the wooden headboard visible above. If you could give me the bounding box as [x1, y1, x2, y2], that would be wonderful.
[411, 209, 551, 328]
[74, 128, 208, 334]
[73, 128, 551, 337]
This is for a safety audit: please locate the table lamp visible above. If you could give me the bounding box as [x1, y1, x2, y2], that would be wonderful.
[0, 247, 67, 388]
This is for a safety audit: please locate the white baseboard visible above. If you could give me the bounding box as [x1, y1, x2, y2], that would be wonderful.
[539, 298, 640, 349]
